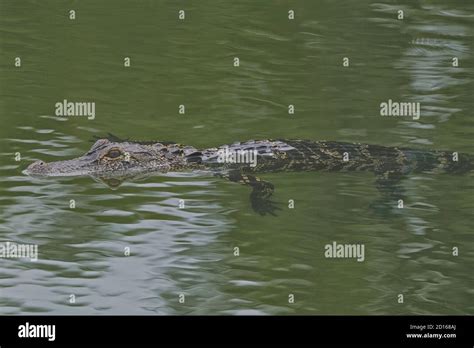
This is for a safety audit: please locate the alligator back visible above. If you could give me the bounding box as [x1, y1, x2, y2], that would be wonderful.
[200, 139, 474, 175]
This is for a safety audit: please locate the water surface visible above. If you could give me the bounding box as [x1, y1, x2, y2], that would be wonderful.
[0, 0, 473, 314]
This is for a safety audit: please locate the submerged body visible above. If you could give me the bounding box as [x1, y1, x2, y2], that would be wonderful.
[25, 137, 473, 214]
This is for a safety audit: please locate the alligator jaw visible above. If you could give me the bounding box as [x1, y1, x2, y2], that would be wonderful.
[24, 158, 97, 177]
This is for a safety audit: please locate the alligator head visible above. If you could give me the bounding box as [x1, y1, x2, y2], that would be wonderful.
[25, 139, 189, 184]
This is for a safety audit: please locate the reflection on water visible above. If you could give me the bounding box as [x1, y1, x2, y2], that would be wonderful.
[1, 150, 231, 314]
[0, 0, 473, 314]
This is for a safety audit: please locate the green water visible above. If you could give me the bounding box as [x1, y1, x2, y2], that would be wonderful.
[0, 0, 473, 314]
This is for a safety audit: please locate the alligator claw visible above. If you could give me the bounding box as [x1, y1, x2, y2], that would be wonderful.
[250, 197, 281, 216]
[250, 187, 281, 216]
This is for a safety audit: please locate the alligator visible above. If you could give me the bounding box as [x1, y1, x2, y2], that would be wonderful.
[25, 135, 473, 215]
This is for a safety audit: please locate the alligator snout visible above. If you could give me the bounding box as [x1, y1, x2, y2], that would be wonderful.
[25, 156, 102, 177]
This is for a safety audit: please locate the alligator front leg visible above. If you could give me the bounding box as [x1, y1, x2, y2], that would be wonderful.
[216, 171, 280, 216]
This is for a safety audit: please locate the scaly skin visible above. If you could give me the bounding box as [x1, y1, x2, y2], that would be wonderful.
[25, 136, 473, 215]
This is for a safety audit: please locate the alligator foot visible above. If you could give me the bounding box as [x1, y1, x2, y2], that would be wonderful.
[215, 171, 280, 216]
[250, 195, 281, 216]
[370, 171, 407, 216]
[250, 182, 281, 216]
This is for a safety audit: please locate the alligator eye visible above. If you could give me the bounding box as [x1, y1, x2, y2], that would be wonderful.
[105, 149, 122, 159]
